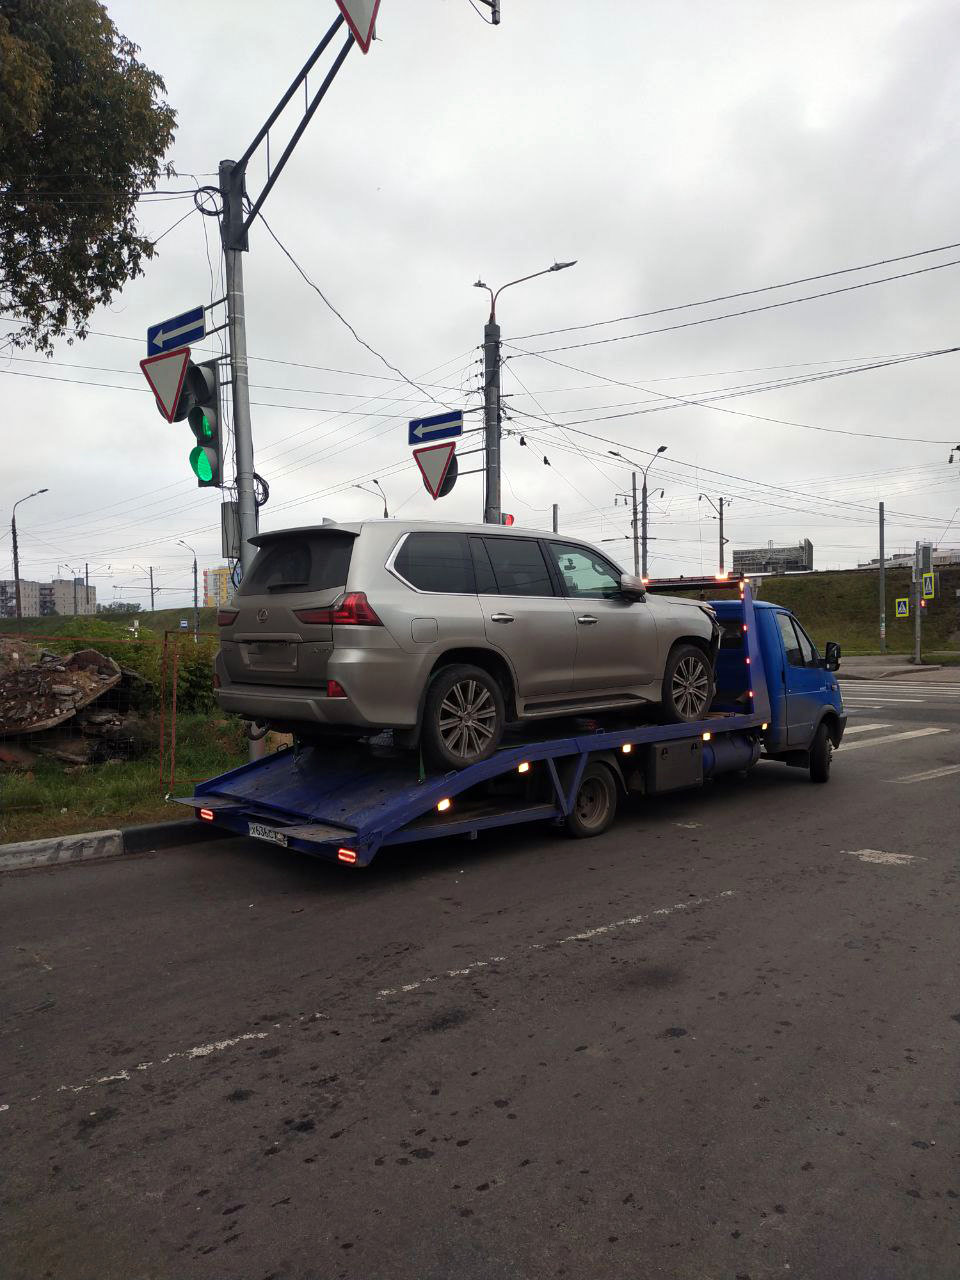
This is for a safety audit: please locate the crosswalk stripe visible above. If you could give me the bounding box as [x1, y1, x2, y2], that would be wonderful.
[893, 763, 960, 784]
[842, 723, 891, 735]
[838, 727, 949, 752]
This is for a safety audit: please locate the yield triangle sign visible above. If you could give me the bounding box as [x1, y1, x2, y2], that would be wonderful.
[414, 441, 456, 499]
[335, 0, 380, 52]
[140, 347, 190, 422]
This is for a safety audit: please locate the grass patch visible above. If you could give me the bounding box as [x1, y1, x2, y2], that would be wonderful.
[0, 715, 246, 844]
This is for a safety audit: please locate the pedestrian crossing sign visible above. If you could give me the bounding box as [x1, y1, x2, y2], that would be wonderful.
[895, 597, 909, 618]
[922, 572, 935, 599]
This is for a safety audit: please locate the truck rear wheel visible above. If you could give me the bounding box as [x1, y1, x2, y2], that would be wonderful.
[566, 763, 618, 838]
[809, 722, 832, 783]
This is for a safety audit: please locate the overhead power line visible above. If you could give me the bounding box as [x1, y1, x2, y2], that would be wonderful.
[510, 239, 960, 342]
[518, 257, 960, 355]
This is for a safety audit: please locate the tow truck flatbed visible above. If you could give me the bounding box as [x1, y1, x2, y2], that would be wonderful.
[182, 581, 844, 866]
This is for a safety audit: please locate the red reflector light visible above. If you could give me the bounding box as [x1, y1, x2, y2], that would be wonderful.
[199, 808, 215, 821]
[326, 680, 347, 699]
[337, 847, 358, 864]
[295, 592, 383, 626]
[217, 609, 238, 626]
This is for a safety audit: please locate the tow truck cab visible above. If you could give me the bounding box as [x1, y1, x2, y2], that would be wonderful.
[712, 597, 846, 759]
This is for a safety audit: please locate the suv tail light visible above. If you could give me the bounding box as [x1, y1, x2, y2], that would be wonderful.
[294, 592, 383, 626]
[217, 609, 238, 626]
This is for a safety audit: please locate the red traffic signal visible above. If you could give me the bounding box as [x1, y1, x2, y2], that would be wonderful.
[500, 513, 515, 526]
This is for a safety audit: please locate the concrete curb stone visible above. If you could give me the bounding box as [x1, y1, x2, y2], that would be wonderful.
[0, 818, 230, 873]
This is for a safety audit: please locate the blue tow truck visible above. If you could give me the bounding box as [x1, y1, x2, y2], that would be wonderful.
[182, 579, 845, 866]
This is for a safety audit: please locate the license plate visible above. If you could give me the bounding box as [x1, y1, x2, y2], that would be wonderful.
[248, 822, 288, 847]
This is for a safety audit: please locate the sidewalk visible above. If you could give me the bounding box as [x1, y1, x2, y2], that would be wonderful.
[839, 653, 960, 681]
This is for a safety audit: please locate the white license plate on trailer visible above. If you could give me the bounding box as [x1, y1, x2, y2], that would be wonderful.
[248, 822, 288, 847]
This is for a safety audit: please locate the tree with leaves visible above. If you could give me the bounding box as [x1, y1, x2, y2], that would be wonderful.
[0, 0, 176, 352]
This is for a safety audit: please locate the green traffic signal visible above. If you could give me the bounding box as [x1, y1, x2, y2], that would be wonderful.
[189, 446, 214, 483]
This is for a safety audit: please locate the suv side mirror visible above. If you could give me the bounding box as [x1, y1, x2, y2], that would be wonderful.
[620, 573, 646, 601]
[824, 641, 841, 671]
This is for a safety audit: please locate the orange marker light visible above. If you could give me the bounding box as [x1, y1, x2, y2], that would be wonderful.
[702, 732, 712, 742]
[337, 847, 358, 864]
[437, 797, 452, 813]
[518, 762, 530, 774]
[761, 722, 769, 730]
[199, 808, 215, 821]
[621, 743, 633, 754]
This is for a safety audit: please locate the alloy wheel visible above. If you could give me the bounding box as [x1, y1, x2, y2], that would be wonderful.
[438, 679, 498, 761]
[672, 655, 711, 719]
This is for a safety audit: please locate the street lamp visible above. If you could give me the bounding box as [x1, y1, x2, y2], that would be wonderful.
[473, 260, 577, 524]
[178, 539, 200, 640]
[355, 480, 389, 518]
[608, 446, 667, 576]
[10, 487, 48, 623]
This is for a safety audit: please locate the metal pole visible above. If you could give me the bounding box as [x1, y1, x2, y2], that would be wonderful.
[630, 472, 640, 575]
[483, 319, 502, 524]
[193, 554, 199, 642]
[878, 502, 886, 653]
[552, 503, 559, 534]
[11, 513, 21, 622]
[718, 498, 725, 574]
[220, 161, 258, 577]
[913, 541, 922, 665]
[641, 474, 649, 577]
[149, 566, 155, 612]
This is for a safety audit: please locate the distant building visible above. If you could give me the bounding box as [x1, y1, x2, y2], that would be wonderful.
[858, 546, 960, 570]
[203, 565, 232, 608]
[0, 578, 95, 618]
[732, 540, 814, 575]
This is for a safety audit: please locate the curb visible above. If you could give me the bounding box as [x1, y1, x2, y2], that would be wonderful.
[0, 819, 230, 874]
[840, 664, 942, 681]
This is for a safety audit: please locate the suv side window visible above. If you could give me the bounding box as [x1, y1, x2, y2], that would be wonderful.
[775, 612, 804, 667]
[393, 532, 474, 593]
[482, 537, 555, 597]
[548, 542, 622, 599]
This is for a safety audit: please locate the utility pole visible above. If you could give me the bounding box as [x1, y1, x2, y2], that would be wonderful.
[11, 517, 21, 622]
[913, 540, 922, 665]
[699, 495, 731, 574]
[482, 316, 502, 524]
[878, 502, 886, 653]
[630, 472, 640, 575]
[149, 567, 155, 611]
[85, 562, 89, 615]
[610, 447, 666, 577]
[474, 261, 577, 524]
[178, 540, 200, 641]
[552, 503, 559, 534]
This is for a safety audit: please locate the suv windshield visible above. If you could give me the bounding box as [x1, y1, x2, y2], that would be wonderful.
[239, 532, 355, 595]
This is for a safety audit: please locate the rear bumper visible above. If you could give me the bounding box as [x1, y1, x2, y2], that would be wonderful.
[214, 646, 426, 729]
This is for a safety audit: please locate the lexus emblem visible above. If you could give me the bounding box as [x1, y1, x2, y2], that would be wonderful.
[257, 608, 269, 623]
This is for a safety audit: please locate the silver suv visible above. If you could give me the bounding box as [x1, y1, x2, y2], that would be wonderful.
[215, 520, 719, 768]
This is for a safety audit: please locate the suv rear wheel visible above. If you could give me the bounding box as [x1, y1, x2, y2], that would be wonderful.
[422, 664, 505, 770]
[661, 643, 715, 722]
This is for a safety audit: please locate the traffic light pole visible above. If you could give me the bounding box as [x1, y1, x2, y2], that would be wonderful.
[219, 161, 259, 578]
[913, 541, 922, 665]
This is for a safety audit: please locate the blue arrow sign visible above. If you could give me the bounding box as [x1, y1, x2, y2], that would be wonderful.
[408, 409, 463, 446]
[147, 305, 206, 355]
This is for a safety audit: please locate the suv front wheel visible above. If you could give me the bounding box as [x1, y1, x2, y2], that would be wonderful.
[422, 664, 505, 770]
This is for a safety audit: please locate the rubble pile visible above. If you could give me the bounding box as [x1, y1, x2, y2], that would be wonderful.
[0, 644, 149, 766]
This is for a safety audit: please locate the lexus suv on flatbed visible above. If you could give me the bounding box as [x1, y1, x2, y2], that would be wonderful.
[215, 520, 720, 768]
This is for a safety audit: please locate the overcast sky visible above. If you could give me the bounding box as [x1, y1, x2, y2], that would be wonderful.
[3, 0, 960, 609]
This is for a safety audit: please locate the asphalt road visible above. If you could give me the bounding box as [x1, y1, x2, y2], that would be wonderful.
[2, 679, 959, 1280]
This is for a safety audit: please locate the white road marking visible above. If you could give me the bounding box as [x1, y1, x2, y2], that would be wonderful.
[377, 890, 737, 998]
[842, 697, 925, 704]
[838, 728, 949, 752]
[841, 723, 891, 735]
[847, 849, 924, 866]
[56, 1032, 269, 1095]
[893, 763, 960, 784]
[673, 821, 702, 828]
[0, 1103, 9, 1114]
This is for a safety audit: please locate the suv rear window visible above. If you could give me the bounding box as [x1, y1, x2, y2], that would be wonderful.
[394, 532, 474, 593]
[239, 532, 354, 595]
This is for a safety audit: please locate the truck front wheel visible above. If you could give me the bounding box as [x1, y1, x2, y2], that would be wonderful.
[809, 722, 833, 783]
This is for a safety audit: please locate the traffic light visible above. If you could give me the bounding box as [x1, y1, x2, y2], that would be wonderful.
[155, 356, 223, 486]
[500, 513, 515, 526]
